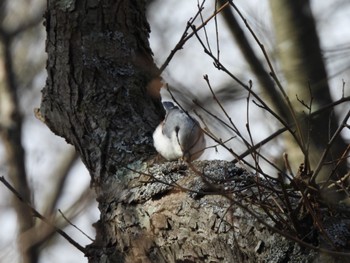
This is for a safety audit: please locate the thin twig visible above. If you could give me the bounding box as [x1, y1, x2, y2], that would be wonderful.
[159, 1, 230, 73]
[311, 109, 350, 183]
[228, 1, 308, 158]
[236, 96, 350, 163]
[197, 0, 212, 54]
[0, 176, 86, 253]
[214, 0, 220, 60]
[58, 209, 94, 242]
[185, 164, 349, 256]
[203, 75, 239, 133]
[190, 23, 305, 153]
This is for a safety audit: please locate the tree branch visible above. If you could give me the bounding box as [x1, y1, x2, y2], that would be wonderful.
[0, 176, 86, 254]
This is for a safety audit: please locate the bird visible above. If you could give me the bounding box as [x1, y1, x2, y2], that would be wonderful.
[153, 101, 205, 161]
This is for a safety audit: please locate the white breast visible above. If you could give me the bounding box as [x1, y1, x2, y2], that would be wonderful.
[153, 123, 183, 160]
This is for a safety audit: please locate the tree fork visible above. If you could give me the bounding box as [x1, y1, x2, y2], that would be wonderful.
[39, 0, 344, 262]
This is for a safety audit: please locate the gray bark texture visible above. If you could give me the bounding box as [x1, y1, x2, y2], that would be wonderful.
[40, 0, 349, 262]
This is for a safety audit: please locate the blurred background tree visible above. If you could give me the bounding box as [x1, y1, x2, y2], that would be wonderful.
[0, 1, 96, 263]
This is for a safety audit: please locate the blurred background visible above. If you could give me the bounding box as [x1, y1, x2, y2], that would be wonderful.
[0, 0, 349, 262]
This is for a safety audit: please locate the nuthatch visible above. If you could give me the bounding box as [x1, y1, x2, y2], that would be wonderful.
[153, 101, 205, 161]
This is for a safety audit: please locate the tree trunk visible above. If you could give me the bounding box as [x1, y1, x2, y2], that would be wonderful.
[40, 0, 346, 262]
[269, 0, 348, 183]
[41, 0, 162, 180]
[41, 0, 162, 258]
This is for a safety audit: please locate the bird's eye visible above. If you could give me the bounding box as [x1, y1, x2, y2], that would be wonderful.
[175, 126, 180, 134]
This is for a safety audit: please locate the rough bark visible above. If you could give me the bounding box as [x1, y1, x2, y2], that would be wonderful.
[86, 160, 321, 263]
[269, 0, 348, 181]
[41, 0, 163, 260]
[41, 0, 163, 182]
[40, 0, 348, 262]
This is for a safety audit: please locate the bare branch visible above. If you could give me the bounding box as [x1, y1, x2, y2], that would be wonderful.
[159, 0, 230, 73]
[58, 209, 94, 242]
[0, 176, 86, 254]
